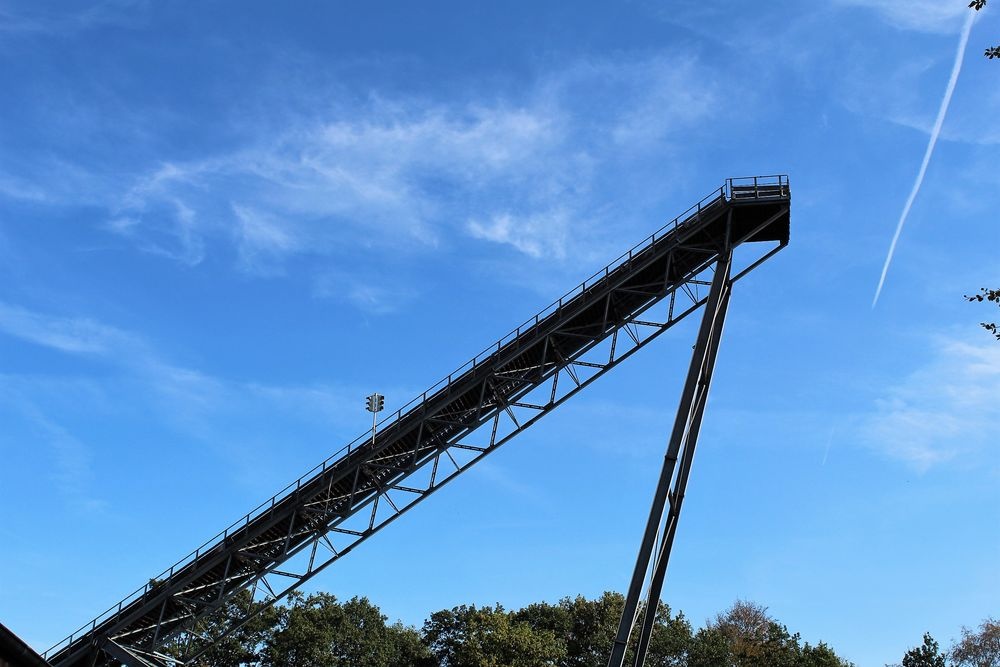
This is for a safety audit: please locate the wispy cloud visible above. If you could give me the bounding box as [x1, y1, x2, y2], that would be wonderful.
[830, 0, 969, 33]
[102, 103, 565, 267]
[0, 300, 388, 499]
[233, 204, 302, 275]
[0, 0, 149, 36]
[0, 171, 49, 202]
[79, 53, 723, 278]
[0, 379, 109, 513]
[27, 408, 108, 513]
[0, 301, 139, 355]
[467, 209, 571, 259]
[860, 334, 1000, 470]
[314, 269, 423, 315]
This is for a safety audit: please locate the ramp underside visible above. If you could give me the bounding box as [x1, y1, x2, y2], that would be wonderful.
[46, 176, 790, 667]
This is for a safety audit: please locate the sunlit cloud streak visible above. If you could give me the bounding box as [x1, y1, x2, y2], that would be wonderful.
[872, 10, 975, 307]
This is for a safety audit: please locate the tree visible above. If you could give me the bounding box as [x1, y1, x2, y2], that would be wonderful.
[708, 600, 801, 667]
[966, 288, 1000, 340]
[423, 603, 565, 667]
[384, 622, 437, 667]
[699, 600, 854, 667]
[949, 618, 1000, 667]
[688, 626, 733, 667]
[262, 592, 431, 667]
[802, 641, 855, 667]
[644, 600, 695, 667]
[513, 592, 692, 667]
[154, 591, 854, 666]
[163, 589, 279, 667]
[894, 632, 947, 667]
[970, 1, 1000, 58]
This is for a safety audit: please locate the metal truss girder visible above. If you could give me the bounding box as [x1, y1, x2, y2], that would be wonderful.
[102, 641, 173, 667]
[46, 177, 790, 667]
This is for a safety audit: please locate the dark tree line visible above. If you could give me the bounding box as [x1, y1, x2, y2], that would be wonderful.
[165, 592, 856, 667]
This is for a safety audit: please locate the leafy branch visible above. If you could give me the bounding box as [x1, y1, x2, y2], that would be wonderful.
[969, 0, 999, 58]
[965, 288, 1000, 340]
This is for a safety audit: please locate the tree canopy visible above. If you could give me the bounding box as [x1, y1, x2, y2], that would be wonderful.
[895, 633, 948, 667]
[164, 591, 998, 666]
[167, 592, 859, 667]
[948, 618, 1000, 667]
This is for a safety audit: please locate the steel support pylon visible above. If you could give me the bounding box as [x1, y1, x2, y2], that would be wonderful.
[607, 246, 733, 667]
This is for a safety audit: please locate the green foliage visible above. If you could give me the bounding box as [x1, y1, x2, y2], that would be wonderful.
[160, 591, 861, 667]
[688, 627, 733, 667]
[423, 603, 565, 666]
[644, 600, 695, 667]
[261, 592, 432, 667]
[969, 0, 1000, 58]
[164, 589, 279, 667]
[894, 633, 947, 667]
[949, 618, 1000, 667]
[802, 642, 854, 667]
[386, 622, 438, 667]
[966, 288, 1000, 340]
[512, 592, 692, 667]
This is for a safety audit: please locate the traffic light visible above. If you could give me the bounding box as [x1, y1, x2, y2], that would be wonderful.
[366, 393, 384, 413]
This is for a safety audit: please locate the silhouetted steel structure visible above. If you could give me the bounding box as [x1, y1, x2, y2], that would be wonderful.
[1, 623, 52, 667]
[43, 176, 790, 667]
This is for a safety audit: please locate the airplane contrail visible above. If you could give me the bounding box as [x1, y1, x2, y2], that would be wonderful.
[872, 10, 976, 307]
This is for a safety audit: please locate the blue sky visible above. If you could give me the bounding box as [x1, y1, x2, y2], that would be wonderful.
[1, 0, 998, 664]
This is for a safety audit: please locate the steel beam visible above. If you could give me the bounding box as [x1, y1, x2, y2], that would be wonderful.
[607, 246, 733, 667]
[44, 177, 789, 667]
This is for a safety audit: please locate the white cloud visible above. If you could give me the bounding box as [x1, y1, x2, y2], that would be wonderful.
[607, 57, 719, 146]
[0, 301, 138, 355]
[861, 334, 1000, 470]
[92, 53, 722, 275]
[834, 13, 1000, 148]
[29, 409, 107, 513]
[467, 209, 570, 259]
[0, 301, 375, 495]
[233, 204, 302, 274]
[831, 0, 970, 33]
[0, 0, 149, 35]
[0, 171, 49, 202]
[312, 270, 418, 315]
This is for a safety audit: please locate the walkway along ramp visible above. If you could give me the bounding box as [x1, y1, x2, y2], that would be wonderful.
[45, 176, 791, 667]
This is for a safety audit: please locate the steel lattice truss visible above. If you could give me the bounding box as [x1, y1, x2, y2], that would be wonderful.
[45, 176, 790, 667]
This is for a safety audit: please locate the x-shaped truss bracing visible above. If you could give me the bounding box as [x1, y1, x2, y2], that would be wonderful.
[44, 177, 790, 667]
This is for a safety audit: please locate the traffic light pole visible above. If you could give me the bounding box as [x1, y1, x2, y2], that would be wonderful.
[607, 246, 733, 667]
[366, 392, 384, 447]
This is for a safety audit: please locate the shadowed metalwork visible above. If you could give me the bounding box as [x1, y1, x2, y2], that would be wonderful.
[44, 176, 790, 667]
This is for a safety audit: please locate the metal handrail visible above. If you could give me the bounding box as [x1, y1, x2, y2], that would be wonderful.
[43, 174, 789, 659]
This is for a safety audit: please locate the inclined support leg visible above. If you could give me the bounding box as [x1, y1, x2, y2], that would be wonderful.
[630, 264, 731, 666]
[606, 249, 733, 667]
